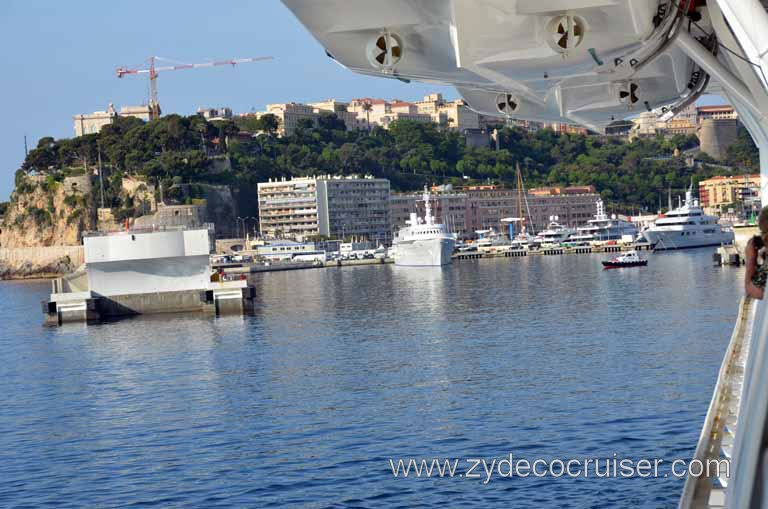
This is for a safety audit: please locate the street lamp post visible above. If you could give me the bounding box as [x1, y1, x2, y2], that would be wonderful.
[237, 217, 257, 247]
[236, 217, 246, 245]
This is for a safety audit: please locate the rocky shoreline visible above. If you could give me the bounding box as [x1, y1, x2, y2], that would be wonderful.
[0, 246, 83, 281]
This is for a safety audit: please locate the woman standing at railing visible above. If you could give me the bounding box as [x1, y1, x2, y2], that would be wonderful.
[745, 207, 768, 299]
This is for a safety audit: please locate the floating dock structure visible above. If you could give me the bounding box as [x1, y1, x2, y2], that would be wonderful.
[714, 245, 742, 266]
[453, 242, 653, 260]
[210, 242, 656, 275]
[44, 228, 255, 325]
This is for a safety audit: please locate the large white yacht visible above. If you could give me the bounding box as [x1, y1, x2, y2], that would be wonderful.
[474, 228, 502, 249]
[642, 186, 734, 250]
[393, 188, 456, 267]
[569, 200, 638, 244]
[533, 217, 574, 246]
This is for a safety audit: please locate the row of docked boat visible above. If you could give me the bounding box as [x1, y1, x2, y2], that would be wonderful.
[393, 185, 735, 267]
[464, 185, 734, 252]
[461, 200, 641, 252]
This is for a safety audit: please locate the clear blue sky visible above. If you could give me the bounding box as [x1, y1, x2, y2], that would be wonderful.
[0, 0, 455, 199]
[0, 1, 727, 200]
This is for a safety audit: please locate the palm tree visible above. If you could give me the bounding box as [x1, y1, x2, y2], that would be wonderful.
[362, 101, 373, 132]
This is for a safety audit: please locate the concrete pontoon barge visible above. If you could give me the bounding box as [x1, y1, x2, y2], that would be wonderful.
[43, 228, 255, 325]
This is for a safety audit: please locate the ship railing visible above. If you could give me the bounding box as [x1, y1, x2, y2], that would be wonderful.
[83, 223, 215, 237]
[679, 296, 755, 509]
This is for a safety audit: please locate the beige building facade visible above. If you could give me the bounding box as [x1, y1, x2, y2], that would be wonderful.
[348, 98, 433, 129]
[258, 103, 319, 137]
[414, 93, 481, 131]
[699, 174, 761, 214]
[308, 100, 362, 131]
[73, 104, 153, 137]
[630, 104, 738, 139]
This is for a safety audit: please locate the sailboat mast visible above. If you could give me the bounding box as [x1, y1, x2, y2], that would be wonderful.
[668, 187, 672, 212]
[516, 163, 524, 227]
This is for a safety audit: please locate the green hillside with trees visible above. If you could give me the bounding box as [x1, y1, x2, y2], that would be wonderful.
[8, 112, 759, 219]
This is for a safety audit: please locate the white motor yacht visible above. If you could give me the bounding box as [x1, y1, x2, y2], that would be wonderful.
[570, 200, 637, 244]
[534, 217, 574, 247]
[641, 185, 735, 250]
[393, 188, 456, 267]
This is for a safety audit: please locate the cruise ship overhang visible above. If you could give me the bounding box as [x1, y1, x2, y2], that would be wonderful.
[283, 0, 768, 202]
[283, 1, 768, 507]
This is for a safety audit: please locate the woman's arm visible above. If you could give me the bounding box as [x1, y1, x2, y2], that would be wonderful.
[745, 239, 764, 299]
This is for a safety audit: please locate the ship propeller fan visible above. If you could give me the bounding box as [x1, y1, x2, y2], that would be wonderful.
[618, 83, 640, 105]
[368, 32, 403, 69]
[496, 93, 518, 115]
[556, 19, 582, 49]
[548, 15, 585, 54]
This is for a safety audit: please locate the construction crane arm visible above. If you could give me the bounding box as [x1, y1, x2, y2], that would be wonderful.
[117, 56, 273, 77]
[115, 54, 274, 120]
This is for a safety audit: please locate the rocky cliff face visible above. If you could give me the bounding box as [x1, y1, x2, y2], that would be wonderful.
[0, 175, 93, 249]
[0, 246, 84, 280]
[0, 174, 241, 250]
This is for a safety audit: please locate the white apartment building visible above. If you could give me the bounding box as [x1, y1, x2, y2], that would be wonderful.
[258, 175, 391, 242]
[257, 178, 320, 238]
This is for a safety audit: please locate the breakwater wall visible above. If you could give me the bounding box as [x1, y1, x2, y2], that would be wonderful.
[0, 245, 84, 280]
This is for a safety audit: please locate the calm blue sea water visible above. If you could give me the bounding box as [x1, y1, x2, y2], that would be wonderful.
[0, 250, 743, 508]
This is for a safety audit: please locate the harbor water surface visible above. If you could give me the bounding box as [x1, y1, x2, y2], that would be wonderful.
[0, 250, 744, 508]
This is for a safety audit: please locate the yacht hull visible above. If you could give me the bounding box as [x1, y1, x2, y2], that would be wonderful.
[643, 229, 735, 250]
[394, 237, 455, 267]
[602, 260, 647, 268]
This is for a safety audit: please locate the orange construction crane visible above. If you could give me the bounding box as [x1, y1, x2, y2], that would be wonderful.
[116, 55, 273, 120]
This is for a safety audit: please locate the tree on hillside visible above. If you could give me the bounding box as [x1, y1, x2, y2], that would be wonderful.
[362, 101, 373, 131]
[317, 112, 346, 132]
[726, 126, 759, 171]
[23, 137, 58, 173]
[256, 114, 280, 136]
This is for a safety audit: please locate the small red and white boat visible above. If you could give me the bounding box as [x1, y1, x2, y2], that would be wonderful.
[602, 250, 647, 269]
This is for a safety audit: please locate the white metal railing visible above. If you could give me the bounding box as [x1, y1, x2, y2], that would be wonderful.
[680, 297, 755, 509]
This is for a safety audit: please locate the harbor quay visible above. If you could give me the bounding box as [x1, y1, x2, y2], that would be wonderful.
[211, 240, 655, 275]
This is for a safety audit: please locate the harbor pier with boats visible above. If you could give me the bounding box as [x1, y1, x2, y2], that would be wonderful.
[211, 240, 655, 276]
